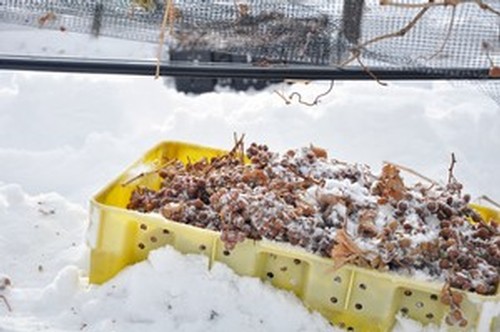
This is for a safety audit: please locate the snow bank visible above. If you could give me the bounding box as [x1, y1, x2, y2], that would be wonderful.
[0, 184, 335, 332]
[0, 184, 88, 288]
[0, 70, 498, 205]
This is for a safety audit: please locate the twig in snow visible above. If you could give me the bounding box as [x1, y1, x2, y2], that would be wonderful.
[273, 90, 291, 105]
[275, 81, 335, 106]
[383, 161, 439, 186]
[0, 295, 11, 312]
[285, 164, 321, 185]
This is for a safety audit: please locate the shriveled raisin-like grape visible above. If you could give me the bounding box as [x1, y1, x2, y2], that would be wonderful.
[127, 142, 500, 296]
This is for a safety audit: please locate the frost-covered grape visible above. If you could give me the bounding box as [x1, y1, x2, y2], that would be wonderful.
[127, 142, 499, 296]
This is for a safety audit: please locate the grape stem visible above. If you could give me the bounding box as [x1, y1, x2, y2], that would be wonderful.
[448, 153, 457, 185]
[203, 133, 246, 175]
[478, 195, 500, 209]
[382, 161, 439, 186]
[122, 159, 176, 186]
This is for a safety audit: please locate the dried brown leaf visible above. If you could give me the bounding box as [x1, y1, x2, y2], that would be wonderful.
[489, 66, 500, 78]
[310, 145, 328, 159]
[375, 164, 407, 201]
[330, 229, 365, 270]
[242, 169, 268, 187]
[317, 193, 344, 209]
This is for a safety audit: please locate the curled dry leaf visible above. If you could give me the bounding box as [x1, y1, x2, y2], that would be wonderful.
[310, 145, 328, 159]
[330, 229, 365, 271]
[317, 193, 344, 209]
[373, 164, 406, 202]
[489, 66, 500, 78]
[38, 12, 56, 26]
[242, 169, 268, 187]
[294, 200, 315, 217]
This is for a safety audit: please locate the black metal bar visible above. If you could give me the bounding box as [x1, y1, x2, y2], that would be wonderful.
[342, 0, 364, 45]
[0, 55, 496, 80]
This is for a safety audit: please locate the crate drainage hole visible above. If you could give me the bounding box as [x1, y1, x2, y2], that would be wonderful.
[355, 303, 363, 310]
[359, 283, 367, 290]
[162, 229, 170, 234]
[426, 313, 434, 319]
[150, 236, 157, 243]
[138, 243, 145, 250]
[334, 276, 342, 283]
[293, 259, 301, 265]
[267, 272, 274, 279]
[401, 308, 409, 316]
[404, 290, 412, 296]
[330, 297, 338, 304]
[430, 294, 438, 301]
[223, 250, 231, 256]
[415, 301, 424, 309]
[347, 327, 354, 332]
[140, 224, 147, 230]
[199, 244, 206, 251]
[280, 266, 288, 272]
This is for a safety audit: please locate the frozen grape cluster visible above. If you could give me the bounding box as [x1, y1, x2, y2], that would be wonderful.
[128, 143, 499, 297]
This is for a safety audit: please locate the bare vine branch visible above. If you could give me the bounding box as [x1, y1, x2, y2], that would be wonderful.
[340, 6, 430, 68]
[274, 90, 291, 105]
[355, 54, 388, 86]
[342, 0, 499, 70]
[381, 0, 500, 16]
[380, 0, 451, 9]
[426, 5, 457, 60]
[474, 0, 500, 16]
[274, 81, 334, 106]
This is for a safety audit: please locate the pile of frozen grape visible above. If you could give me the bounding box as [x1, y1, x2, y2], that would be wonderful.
[127, 142, 499, 297]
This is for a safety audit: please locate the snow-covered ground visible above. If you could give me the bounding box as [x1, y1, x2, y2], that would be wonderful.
[0, 25, 499, 332]
[0, 184, 337, 332]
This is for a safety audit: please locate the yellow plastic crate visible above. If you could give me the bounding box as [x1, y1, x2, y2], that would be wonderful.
[88, 141, 500, 332]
